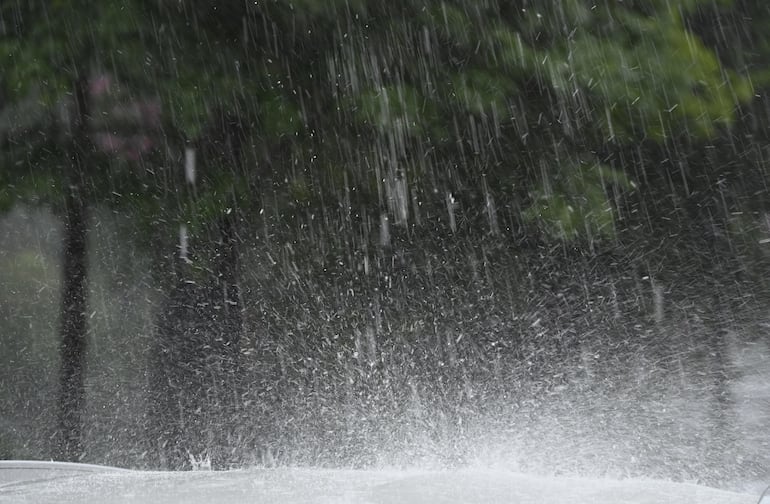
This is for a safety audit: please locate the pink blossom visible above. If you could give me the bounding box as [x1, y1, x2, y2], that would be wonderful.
[138, 100, 162, 128]
[92, 132, 124, 153]
[136, 135, 154, 152]
[89, 75, 112, 97]
[123, 147, 141, 161]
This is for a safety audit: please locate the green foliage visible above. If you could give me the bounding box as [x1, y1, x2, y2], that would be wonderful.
[356, 85, 426, 136]
[321, 0, 754, 240]
[490, 27, 538, 77]
[260, 93, 303, 138]
[287, 0, 368, 19]
[0, 0, 266, 224]
[525, 162, 633, 240]
[162, 86, 209, 140]
[422, 3, 475, 47]
[0, 0, 760, 244]
[450, 69, 516, 118]
[545, 10, 752, 140]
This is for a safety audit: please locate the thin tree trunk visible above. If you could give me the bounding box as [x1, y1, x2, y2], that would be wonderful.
[55, 189, 88, 461]
[55, 75, 90, 461]
[217, 212, 242, 358]
[147, 216, 243, 469]
[213, 211, 243, 466]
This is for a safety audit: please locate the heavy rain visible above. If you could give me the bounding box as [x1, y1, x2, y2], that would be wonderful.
[1, 0, 769, 499]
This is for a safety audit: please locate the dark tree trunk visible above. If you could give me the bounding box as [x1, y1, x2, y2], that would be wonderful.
[148, 109, 247, 469]
[55, 190, 88, 461]
[213, 212, 244, 465]
[148, 261, 209, 469]
[148, 214, 243, 469]
[215, 212, 242, 375]
[55, 75, 91, 462]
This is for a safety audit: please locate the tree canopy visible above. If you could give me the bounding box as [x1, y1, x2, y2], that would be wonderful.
[1, 0, 755, 240]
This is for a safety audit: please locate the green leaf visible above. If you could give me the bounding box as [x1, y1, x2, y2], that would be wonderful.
[450, 68, 515, 118]
[260, 93, 302, 138]
[356, 84, 427, 136]
[525, 161, 632, 241]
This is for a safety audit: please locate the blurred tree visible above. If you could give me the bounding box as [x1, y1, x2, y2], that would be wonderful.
[232, 0, 751, 242]
[0, 0, 253, 463]
[0, 0, 106, 459]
